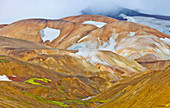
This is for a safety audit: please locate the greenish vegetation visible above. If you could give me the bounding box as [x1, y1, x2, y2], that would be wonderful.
[24, 78, 52, 86]
[0, 55, 7, 57]
[7, 97, 18, 101]
[58, 86, 66, 93]
[90, 98, 110, 103]
[78, 95, 85, 98]
[48, 100, 70, 107]
[22, 82, 109, 107]
[23, 92, 70, 107]
[63, 98, 109, 106]
[64, 98, 109, 106]
[65, 99, 91, 105]
[0, 59, 10, 63]
[19, 61, 27, 66]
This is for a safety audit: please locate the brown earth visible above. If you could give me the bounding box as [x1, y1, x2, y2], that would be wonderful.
[0, 24, 8, 29]
[89, 65, 170, 108]
[61, 15, 118, 23]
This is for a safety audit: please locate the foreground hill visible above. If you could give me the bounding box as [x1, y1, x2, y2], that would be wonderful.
[93, 65, 170, 108]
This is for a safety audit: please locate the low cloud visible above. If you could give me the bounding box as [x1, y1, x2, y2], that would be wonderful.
[0, 0, 169, 24]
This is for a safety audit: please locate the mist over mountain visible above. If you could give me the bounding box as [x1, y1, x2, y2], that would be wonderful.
[81, 5, 170, 20]
[81, 5, 170, 35]
[0, 0, 170, 24]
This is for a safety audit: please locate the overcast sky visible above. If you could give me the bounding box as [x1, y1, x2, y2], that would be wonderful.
[0, 0, 169, 24]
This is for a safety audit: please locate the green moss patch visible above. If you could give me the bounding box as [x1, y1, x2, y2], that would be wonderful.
[0, 55, 7, 57]
[0, 59, 10, 63]
[23, 92, 70, 107]
[24, 78, 52, 86]
[48, 100, 70, 107]
[64, 99, 92, 106]
[90, 98, 110, 103]
[58, 86, 66, 93]
[64, 98, 109, 106]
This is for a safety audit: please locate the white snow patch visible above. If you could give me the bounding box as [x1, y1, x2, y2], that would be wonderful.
[121, 15, 170, 35]
[155, 48, 170, 58]
[78, 35, 89, 42]
[68, 40, 98, 50]
[69, 36, 116, 52]
[40, 27, 60, 42]
[68, 36, 117, 65]
[99, 36, 116, 51]
[13, 75, 16, 77]
[82, 96, 94, 101]
[119, 14, 136, 22]
[129, 32, 135, 36]
[123, 53, 128, 57]
[163, 48, 170, 55]
[160, 37, 170, 45]
[70, 35, 81, 42]
[82, 21, 106, 28]
[98, 37, 102, 45]
[76, 49, 109, 65]
[0, 75, 12, 81]
[111, 33, 119, 40]
[69, 40, 106, 65]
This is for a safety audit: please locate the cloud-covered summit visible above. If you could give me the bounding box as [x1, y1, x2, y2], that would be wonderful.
[0, 0, 169, 24]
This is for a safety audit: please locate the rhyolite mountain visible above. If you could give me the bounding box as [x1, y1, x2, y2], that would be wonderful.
[0, 15, 169, 107]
